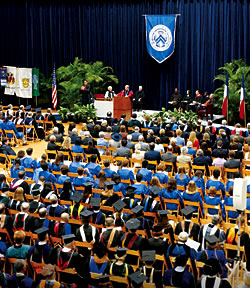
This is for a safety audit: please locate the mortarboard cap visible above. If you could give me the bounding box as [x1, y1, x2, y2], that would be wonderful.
[125, 218, 140, 230]
[152, 225, 163, 233]
[34, 227, 49, 236]
[89, 197, 101, 208]
[32, 189, 41, 196]
[141, 250, 156, 262]
[83, 182, 93, 188]
[113, 199, 126, 212]
[128, 271, 148, 286]
[131, 205, 144, 215]
[157, 210, 170, 216]
[116, 247, 128, 257]
[80, 209, 93, 218]
[71, 192, 82, 203]
[62, 234, 76, 245]
[36, 107, 41, 113]
[150, 186, 161, 196]
[125, 186, 137, 193]
[104, 181, 115, 187]
[25, 105, 31, 111]
[205, 235, 219, 245]
[181, 206, 195, 217]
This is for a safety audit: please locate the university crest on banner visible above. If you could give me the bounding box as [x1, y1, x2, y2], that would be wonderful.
[145, 15, 177, 63]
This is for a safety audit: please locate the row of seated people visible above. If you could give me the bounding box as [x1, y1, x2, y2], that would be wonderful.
[0, 181, 249, 287]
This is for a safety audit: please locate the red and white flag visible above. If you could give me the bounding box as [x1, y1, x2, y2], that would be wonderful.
[222, 74, 228, 117]
[52, 64, 57, 110]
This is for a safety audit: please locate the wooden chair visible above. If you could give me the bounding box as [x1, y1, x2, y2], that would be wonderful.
[71, 152, 86, 162]
[177, 185, 185, 192]
[183, 200, 202, 219]
[126, 250, 140, 270]
[30, 261, 46, 281]
[55, 266, 78, 284]
[74, 241, 93, 252]
[59, 151, 72, 161]
[163, 198, 181, 214]
[0, 153, 10, 164]
[0, 228, 13, 245]
[44, 121, 54, 135]
[224, 205, 239, 223]
[45, 149, 57, 160]
[208, 166, 223, 178]
[55, 183, 63, 195]
[192, 165, 206, 176]
[162, 161, 174, 175]
[130, 158, 142, 168]
[24, 125, 39, 141]
[224, 168, 239, 180]
[224, 243, 245, 261]
[100, 155, 113, 164]
[109, 275, 129, 286]
[203, 203, 221, 219]
[4, 129, 20, 145]
[143, 283, 156, 288]
[96, 145, 108, 155]
[7, 258, 29, 275]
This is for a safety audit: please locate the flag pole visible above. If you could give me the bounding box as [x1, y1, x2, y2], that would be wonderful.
[227, 98, 228, 124]
[244, 101, 246, 128]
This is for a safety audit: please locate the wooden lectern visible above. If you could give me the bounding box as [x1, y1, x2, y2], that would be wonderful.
[113, 96, 132, 119]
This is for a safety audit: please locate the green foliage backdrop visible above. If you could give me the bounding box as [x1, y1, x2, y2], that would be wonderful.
[213, 59, 250, 124]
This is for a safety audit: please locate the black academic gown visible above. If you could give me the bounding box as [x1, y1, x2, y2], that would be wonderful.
[175, 220, 200, 241]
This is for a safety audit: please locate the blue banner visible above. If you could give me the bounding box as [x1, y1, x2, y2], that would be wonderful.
[145, 15, 177, 63]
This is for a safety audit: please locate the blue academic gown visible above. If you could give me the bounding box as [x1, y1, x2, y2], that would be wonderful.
[21, 156, 37, 178]
[222, 196, 239, 220]
[71, 145, 87, 160]
[73, 176, 94, 188]
[164, 268, 194, 288]
[153, 172, 169, 184]
[117, 168, 135, 187]
[175, 174, 190, 188]
[204, 195, 222, 215]
[183, 192, 204, 216]
[10, 166, 25, 179]
[225, 180, 234, 192]
[47, 205, 63, 217]
[103, 168, 116, 178]
[69, 162, 85, 173]
[38, 170, 56, 183]
[4, 119, 24, 139]
[131, 183, 149, 195]
[37, 161, 52, 171]
[113, 183, 126, 197]
[196, 249, 228, 278]
[137, 168, 152, 184]
[85, 163, 102, 177]
[187, 147, 196, 157]
[206, 179, 225, 197]
[191, 176, 205, 194]
[161, 189, 184, 210]
[7, 274, 33, 288]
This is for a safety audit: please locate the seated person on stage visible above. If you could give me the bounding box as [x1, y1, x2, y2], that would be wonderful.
[117, 84, 133, 98]
[4, 114, 25, 142]
[24, 111, 38, 138]
[169, 88, 182, 110]
[132, 85, 145, 111]
[45, 108, 64, 135]
[104, 85, 116, 99]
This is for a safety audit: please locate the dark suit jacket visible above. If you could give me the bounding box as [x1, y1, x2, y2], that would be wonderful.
[70, 134, 81, 145]
[161, 152, 177, 172]
[224, 158, 241, 178]
[112, 125, 121, 133]
[193, 155, 212, 175]
[144, 150, 161, 170]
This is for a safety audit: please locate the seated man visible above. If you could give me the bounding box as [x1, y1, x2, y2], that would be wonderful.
[38, 162, 56, 184]
[85, 154, 102, 177]
[69, 154, 85, 173]
[21, 148, 37, 178]
[50, 212, 71, 238]
[13, 202, 34, 232]
[56, 165, 70, 186]
[132, 173, 149, 195]
[72, 166, 94, 187]
[114, 139, 131, 158]
[137, 160, 153, 184]
[102, 158, 115, 178]
[144, 143, 161, 170]
[46, 126, 63, 143]
[46, 194, 64, 217]
[1, 138, 16, 156]
[117, 159, 135, 187]
[206, 169, 225, 197]
[10, 170, 30, 195]
[96, 131, 109, 155]
[24, 111, 38, 139]
[7, 259, 34, 288]
[131, 126, 142, 141]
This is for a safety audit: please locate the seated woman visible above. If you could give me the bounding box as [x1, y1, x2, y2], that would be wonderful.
[6, 231, 30, 259]
[10, 158, 25, 179]
[119, 125, 128, 140]
[154, 163, 169, 184]
[117, 159, 135, 187]
[175, 129, 185, 146]
[93, 170, 107, 191]
[175, 167, 190, 188]
[200, 133, 213, 148]
[51, 153, 64, 175]
[104, 126, 112, 140]
[7, 187, 25, 211]
[154, 137, 164, 153]
[183, 181, 204, 217]
[148, 176, 166, 198]
[60, 180, 73, 201]
[206, 169, 225, 197]
[200, 141, 212, 158]
[160, 177, 184, 211]
[212, 149, 226, 168]
[40, 182, 56, 199]
[170, 138, 180, 155]
[68, 122, 76, 137]
[204, 187, 222, 215]
[112, 173, 126, 197]
[59, 136, 72, 160]
[0, 174, 10, 193]
[103, 159, 116, 178]
[79, 123, 87, 137]
[37, 153, 52, 171]
[190, 170, 205, 195]
[188, 131, 199, 149]
[72, 138, 85, 154]
[222, 187, 239, 221]
[84, 141, 101, 162]
[101, 181, 119, 207]
[131, 143, 144, 168]
[159, 128, 169, 145]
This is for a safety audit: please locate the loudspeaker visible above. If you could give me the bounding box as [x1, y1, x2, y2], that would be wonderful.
[233, 178, 247, 211]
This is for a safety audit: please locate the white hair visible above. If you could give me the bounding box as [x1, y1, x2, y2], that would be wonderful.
[197, 149, 204, 156]
[50, 194, 58, 204]
[134, 126, 140, 132]
[187, 141, 193, 148]
[53, 127, 59, 133]
[138, 135, 144, 141]
[127, 135, 132, 141]
[181, 146, 188, 155]
[84, 131, 90, 136]
[21, 202, 29, 211]
[72, 128, 78, 134]
[135, 143, 141, 151]
[99, 131, 104, 138]
[222, 120, 227, 126]
[108, 86, 112, 90]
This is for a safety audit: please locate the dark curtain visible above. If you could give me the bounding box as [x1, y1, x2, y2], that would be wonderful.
[0, 0, 249, 109]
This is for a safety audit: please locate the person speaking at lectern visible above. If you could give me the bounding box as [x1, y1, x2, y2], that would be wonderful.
[117, 84, 133, 98]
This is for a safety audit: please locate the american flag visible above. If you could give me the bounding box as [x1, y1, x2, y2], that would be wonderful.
[52, 64, 57, 109]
